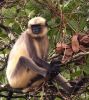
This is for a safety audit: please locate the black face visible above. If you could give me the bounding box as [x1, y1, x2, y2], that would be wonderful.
[31, 21, 48, 34]
[31, 24, 42, 34]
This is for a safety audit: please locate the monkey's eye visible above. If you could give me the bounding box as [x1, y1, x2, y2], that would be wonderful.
[31, 24, 42, 34]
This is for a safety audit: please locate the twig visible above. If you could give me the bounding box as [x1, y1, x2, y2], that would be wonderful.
[0, 83, 66, 99]
[49, 51, 89, 66]
[72, 52, 89, 59]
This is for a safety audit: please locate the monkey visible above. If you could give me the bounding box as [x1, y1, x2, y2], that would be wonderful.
[6, 16, 73, 93]
[6, 17, 50, 91]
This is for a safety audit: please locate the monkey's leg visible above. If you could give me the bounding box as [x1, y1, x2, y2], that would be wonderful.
[54, 74, 72, 93]
[34, 57, 73, 92]
[34, 58, 73, 93]
[14, 56, 47, 77]
[15, 56, 72, 93]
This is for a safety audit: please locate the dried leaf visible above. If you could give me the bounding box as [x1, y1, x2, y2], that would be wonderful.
[64, 48, 73, 56]
[61, 48, 73, 63]
[79, 45, 86, 52]
[80, 45, 89, 51]
[80, 35, 89, 46]
[56, 42, 69, 54]
[71, 34, 80, 53]
[61, 56, 70, 64]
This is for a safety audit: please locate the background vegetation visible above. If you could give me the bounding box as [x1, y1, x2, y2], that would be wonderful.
[0, 0, 89, 100]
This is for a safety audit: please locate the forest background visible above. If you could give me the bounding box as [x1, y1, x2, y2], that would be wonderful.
[0, 0, 89, 100]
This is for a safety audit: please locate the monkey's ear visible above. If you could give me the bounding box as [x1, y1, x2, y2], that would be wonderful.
[45, 21, 48, 27]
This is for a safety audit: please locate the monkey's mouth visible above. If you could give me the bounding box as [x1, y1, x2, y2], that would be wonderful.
[31, 24, 42, 34]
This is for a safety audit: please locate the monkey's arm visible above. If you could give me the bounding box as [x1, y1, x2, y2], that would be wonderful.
[15, 56, 47, 77]
[34, 56, 50, 69]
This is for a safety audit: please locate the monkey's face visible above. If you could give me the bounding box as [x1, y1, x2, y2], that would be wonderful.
[28, 17, 48, 37]
[31, 23, 47, 34]
[31, 24, 42, 34]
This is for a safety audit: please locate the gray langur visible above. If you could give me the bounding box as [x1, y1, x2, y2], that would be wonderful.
[6, 17, 49, 91]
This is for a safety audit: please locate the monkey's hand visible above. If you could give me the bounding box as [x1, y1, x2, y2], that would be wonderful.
[47, 59, 61, 80]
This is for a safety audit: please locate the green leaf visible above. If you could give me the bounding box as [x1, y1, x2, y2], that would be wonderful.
[2, 7, 16, 18]
[63, 0, 83, 13]
[68, 19, 79, 32]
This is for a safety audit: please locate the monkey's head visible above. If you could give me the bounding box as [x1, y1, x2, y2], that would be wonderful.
[27, 17, 48, 38]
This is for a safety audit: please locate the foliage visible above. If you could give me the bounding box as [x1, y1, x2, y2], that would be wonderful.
[0, 0, 89, 100]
